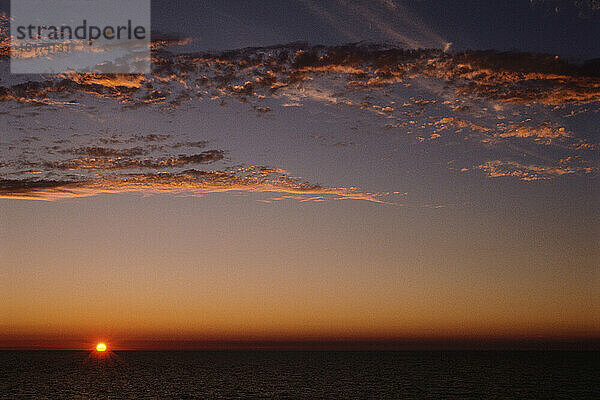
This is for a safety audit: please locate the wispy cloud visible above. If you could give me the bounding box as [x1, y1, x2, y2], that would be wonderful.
[0, 128, 385, 202]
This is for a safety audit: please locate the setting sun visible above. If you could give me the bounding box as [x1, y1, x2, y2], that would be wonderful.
[96, 343, 107, 352]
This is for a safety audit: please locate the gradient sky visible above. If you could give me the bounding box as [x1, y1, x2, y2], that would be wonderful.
[0, 0, 598, 350]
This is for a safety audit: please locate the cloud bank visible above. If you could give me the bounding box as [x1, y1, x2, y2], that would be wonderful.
[0, 42, 598, 201]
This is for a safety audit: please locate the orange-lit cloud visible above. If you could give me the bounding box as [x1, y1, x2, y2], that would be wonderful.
[0, 168, 385, 203]
[475, 158, 598, 181]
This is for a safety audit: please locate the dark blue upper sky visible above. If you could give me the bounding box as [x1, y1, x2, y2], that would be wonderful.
[1, 0, 597, 58]
[148, 0, 599, 59]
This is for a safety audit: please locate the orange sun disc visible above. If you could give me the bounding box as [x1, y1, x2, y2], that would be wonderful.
[96, 343, 107, 352]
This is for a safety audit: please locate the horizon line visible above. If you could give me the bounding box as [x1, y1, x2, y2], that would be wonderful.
[2, 338, 599, 351]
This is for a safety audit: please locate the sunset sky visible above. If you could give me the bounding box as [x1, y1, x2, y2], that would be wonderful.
[1, 0, 598, 350]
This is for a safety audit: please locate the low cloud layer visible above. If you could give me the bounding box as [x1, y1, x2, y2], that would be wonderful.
[0, 167, 384, 203]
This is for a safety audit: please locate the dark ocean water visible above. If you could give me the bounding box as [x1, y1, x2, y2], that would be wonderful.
[1, 351, 598, 399]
